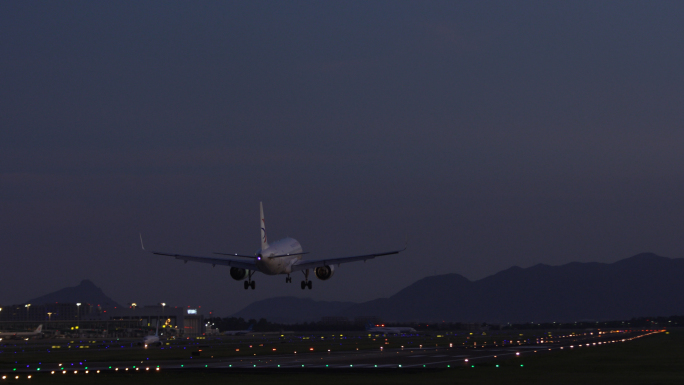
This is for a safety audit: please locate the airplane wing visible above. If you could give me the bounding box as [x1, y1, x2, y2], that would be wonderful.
[289, 247, 405, 272]
[140, 234, 256, 270]
[148, 250, 257, 270]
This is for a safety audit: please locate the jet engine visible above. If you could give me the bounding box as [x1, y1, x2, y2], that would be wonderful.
[314, 265, 335, 280]
[230, 267, 247, 281]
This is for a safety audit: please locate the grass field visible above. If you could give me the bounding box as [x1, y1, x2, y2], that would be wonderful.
[3, 330, 683, 384]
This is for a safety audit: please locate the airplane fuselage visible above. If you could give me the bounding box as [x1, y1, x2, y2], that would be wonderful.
[143, 335, 160, 347]
[367, 326, 416, 334]
[255, 237, 303, 275]
[0, 325, 42, 339]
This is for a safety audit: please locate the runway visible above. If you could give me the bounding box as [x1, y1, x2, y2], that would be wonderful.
[3, 329, 660, 374]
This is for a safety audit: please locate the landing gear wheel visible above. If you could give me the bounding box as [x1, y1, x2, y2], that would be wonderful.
[301, 281, 306, 290]
[307, 281, 312, 290]
[286, 276, 291, 283]
[244, 281, 249, 290]
[250, 281, 256, 290]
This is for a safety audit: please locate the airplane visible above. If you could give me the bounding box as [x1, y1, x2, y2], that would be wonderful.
[366, 322, 416, 334]
[143, 320, 162, 348]
[0, 324, 43, 340]
[140, 202, 405, 290]
[223, 324, 253, 336]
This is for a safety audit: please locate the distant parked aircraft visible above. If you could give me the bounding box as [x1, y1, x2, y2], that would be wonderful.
[223, 324, 253, 336]
[0, 324, 42, 340]
[366, 323, 416, 334]
[143, 321, 162, 348]
[141, 202, 405, 290]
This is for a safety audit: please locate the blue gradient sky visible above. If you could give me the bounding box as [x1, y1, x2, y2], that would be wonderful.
[2, 1, 683, 315]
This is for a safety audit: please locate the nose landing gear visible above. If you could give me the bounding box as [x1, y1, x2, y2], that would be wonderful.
[286, 275, 292, 283]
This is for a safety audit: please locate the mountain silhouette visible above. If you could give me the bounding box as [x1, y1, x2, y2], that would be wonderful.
[232, 253, 684, 323]
[26, 279, 121, 307]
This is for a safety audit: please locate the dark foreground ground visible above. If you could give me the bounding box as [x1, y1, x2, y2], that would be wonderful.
[3, 330, 683, 384]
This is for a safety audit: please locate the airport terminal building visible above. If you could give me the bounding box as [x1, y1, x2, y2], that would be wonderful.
[0, 303, 205, 337]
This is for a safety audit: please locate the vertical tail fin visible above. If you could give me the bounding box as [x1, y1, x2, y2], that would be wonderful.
[35, 325, 43, 333]
[260, 202, 269, 250]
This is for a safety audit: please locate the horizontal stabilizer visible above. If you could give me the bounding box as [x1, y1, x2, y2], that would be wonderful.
[214, 251, 309, 258]
[213, 252, 258, 258]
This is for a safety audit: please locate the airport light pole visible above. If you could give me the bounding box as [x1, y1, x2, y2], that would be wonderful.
[76, 303, 81, 331]
[25, 304, 31, 321]
[159, 303, 166, 332]
[47, 312, 53, 331]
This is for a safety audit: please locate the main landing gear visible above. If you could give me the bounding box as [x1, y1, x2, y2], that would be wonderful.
[301, 269, 312, 290]
[244, 270, 256, 290]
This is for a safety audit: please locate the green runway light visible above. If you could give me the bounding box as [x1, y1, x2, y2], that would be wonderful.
[496, 365, 499, 368]
[521, 364, 524, 367]
[181, 365, 184, 367]
[109, 367, 111, 369]
[447, 365, 450, 368]
[326, 365, 328, 367]
[471, 365, 475, 368]
[399, 365, 402, 368]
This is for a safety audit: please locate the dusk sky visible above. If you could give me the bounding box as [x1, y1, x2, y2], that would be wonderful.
[2, 1, 683, 316]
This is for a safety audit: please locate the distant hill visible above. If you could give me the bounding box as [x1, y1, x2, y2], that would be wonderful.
[232, 297, 355, 323]
[26, 279, 121, 307]
[233, 253, 684, 323]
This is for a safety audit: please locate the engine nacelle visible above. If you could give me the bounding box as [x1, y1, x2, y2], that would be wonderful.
[314, 265, 335, 280]
[230, 267, 247, 281]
